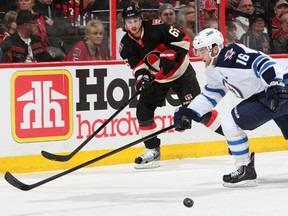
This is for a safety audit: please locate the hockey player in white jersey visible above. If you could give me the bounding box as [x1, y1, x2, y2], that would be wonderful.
[173, 28, 288, 187]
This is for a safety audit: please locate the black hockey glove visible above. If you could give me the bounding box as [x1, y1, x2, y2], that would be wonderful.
[134, 74, 153, 96]
[265, 80, 288, 111]
[174, 107, 197, 131]
[159, 49, 177, 75]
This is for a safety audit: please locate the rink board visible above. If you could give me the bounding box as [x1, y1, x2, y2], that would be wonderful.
[0, 58, 287, 174]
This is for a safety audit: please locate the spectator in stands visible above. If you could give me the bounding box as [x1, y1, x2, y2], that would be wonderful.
[55, 0, 81, 25]
[81, 0, 103, 25]
[17, 0, 35, 11]
[179, 0, 190, 8]
[227, 0, 240, 9]
[0, 10, 65, 62]
[33, 0, 73, 51]
[82, 0, 110, 23]
[178, 0, 194, 7]
[176, 5, 195, 56]
[17, 0, 49, 46]
[158, 3, 176, 26]
[271, 0, 288, 39]
[139, 0, 160, 9]
[233, 0, 255, 40]
[202, 20, 218, 30]
[226, 0, 240, 20]
[118, 0, 159, 9]
[226, 21, 238, 44]
[273, 11, 288, 53]
[200, 0, 218, 27]
[240, 13, 271, 54]
[252, 0, 275, 38]
[55, 0, 105, 26]
[159, 0, 179, 8]
[66, 19, 109, 61]
[0, 10, 17, 42]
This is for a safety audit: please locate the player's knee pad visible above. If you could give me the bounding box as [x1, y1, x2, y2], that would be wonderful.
[221, 112, 243, 137]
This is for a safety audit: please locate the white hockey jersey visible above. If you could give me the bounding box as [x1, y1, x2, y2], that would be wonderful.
[189, 43, 288, 117]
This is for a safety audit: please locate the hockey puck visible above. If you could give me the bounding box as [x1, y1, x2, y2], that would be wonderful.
[183, 198, 194, 208]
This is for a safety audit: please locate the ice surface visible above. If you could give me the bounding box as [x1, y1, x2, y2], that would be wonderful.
[1, 151, 288, 216]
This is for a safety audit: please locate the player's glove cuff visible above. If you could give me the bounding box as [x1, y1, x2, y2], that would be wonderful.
[134, 74, 153, 96]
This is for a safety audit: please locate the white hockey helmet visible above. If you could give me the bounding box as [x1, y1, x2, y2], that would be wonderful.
[193, 28, 224, 54]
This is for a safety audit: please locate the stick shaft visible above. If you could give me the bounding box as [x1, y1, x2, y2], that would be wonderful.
[5, 125, 174, 191]
[41, 92, 139, 161]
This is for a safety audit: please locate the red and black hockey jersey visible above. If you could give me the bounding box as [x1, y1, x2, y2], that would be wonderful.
[119, 19, 191, 83]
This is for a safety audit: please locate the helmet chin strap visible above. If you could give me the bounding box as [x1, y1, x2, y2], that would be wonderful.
[208, 48, 220, 66]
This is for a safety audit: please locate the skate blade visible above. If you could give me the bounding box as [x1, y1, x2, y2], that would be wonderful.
[223, 179, 257, 188]
[134, 161, 160, 170]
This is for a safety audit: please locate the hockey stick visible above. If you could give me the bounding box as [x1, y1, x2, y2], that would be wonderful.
[5, 125, 174, 191]
[41, 91, 140, 162]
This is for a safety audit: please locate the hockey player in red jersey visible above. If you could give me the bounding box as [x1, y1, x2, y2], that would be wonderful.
[120, 4, 223, 169]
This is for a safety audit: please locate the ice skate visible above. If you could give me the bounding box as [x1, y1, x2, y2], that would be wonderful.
[134, 147, 160, 169]
[223, 152, 257, 187]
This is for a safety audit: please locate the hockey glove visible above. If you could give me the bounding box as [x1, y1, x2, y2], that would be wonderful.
[134, 74, 153, 96]
[265, 80, 288, 111]
[159, 49, 177, 75]
[174, 107, 197, 131]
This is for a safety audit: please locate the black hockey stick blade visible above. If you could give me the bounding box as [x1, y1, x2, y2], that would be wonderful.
[41, 92, 140, 162]
[5, 125, 174, 191]
[5, 172, 31, 191]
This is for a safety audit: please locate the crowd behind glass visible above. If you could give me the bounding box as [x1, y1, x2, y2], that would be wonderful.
[0, 0, 287, 63]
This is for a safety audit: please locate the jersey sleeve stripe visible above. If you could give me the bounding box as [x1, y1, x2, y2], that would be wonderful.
[171, 41, 190, 51]
[259, 61, 277, 76]
[204, 85, 226, 97]
[256, 58, 269, 73]
[252, 55, 277, 79]
[252, 55, 267, 77]
[202, 93, 218, 107]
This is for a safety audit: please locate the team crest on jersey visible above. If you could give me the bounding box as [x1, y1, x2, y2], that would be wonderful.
[224, 48, 235, 61]
[144, 51, 161, 72]
[152, 19, 163, 25]
[73, 48, 81, 56]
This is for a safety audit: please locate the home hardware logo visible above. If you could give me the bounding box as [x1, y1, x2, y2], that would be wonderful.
[11, 70, 73, 143]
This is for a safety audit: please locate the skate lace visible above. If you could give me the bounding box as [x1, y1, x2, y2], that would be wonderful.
[141, 149, 158, 160]
[230, 167, 244, 178]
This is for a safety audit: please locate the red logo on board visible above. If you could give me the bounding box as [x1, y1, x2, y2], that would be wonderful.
[11, 70, 73, 143]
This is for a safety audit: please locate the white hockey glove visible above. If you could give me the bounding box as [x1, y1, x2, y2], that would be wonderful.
[265, 80, 288, 111]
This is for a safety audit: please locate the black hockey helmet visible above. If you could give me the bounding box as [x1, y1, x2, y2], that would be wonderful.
[122, 3, 141, 20]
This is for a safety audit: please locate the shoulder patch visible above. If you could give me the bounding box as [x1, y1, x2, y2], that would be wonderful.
[152, 19, 164, 25]
[119, 42, 123, 54]
[223, 48, 235, 61]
